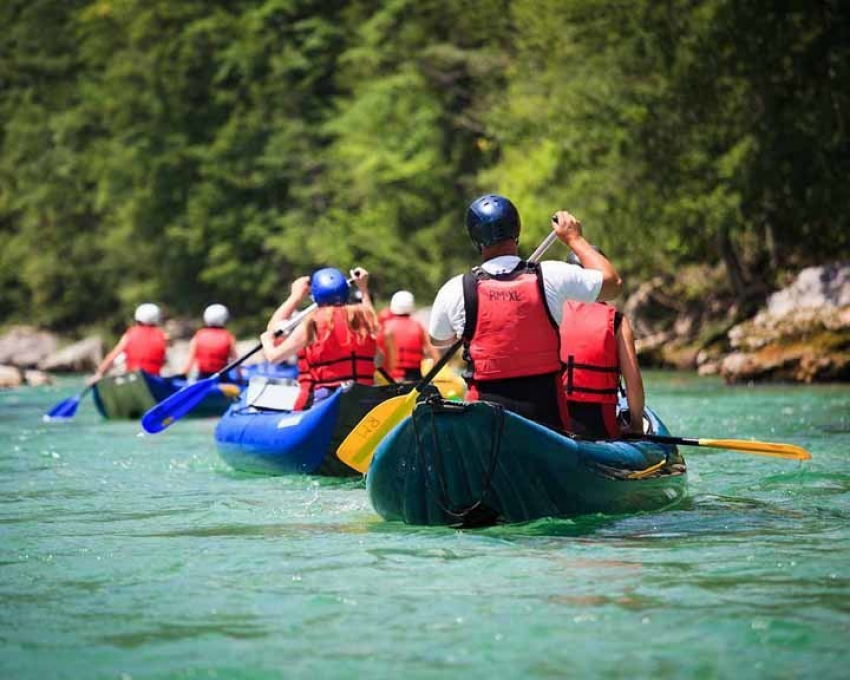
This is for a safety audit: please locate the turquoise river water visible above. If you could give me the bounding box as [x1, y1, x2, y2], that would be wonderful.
[1, 373, 848, 679]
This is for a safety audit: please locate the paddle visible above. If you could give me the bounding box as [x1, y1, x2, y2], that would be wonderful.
[623, 432, 812, 461]
[43, 384, 94, 421]
[337, 230, 561, 473]
[140, 302, 319, 434]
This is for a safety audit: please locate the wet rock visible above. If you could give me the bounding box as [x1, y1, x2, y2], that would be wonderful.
[722, 263, 850, 383]
[40, 336, 104, 373]
[0, 326, 59, 368]
[0, 365, 23, 389]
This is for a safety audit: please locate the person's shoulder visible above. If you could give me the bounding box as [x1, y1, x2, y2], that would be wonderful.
[538, 260, 575, 277]
[437, 273, 464, 291]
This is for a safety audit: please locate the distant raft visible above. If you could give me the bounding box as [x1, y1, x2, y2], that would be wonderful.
[92, 371, 241, 420]
[214, 382, 413, 476]
[367, 398, 687, 527]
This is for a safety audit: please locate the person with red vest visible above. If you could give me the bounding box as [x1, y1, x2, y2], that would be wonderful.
[91, 303, 168, 382]
[181, 304, 238, 379]
[560, 252, 645, 438]
[428, 195, 623, 430]
[261, 267, 378, 410]
[381, 291, 440, 382]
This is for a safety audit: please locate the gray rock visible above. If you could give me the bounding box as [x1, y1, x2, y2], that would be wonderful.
[39, 336, 104, 373]
[767, 263, 850, 316]
[0, 365, 23, 389]
[0, 326, 59, 368]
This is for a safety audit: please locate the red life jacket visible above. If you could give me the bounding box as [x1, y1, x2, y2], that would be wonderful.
[304, 307, 376, 391]
[293, 349, 314, 411]
[194, 327, 233, 374]
[384, 315, 425, 379]
[462, 262, 562, 382]
[124, 325, 167, 375]
[560, 302, 620, 404]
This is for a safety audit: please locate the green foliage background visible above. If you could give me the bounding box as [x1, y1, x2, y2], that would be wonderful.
[1, 0, 847, 335]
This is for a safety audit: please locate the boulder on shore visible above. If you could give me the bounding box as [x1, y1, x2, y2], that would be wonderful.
[721, 263, 850, 383]
[40, 336, 104, 373]
[0, 326, 59, 368]
[0, 365, 23, 389]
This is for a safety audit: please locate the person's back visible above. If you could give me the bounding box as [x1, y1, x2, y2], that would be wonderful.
[560, 300, 621, 438]
[558, 248, 644, 438]
[462, 260, 567, 430]
[194, 327, 234, 376]
[306, 305, 377, 391]
[383, 290, 435, 382]
[124, 324, 167, 375]
[91, 303, 167, 383]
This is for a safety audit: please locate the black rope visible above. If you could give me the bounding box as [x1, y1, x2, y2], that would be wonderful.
[409, 398, 506, 526]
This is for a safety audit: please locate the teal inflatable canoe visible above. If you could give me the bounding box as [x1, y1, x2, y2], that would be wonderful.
[367, 398, 687, 526]
[92, 371, 240, 420]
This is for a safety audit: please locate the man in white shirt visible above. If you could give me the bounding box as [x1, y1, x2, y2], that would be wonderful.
[429, 194, 622, 430]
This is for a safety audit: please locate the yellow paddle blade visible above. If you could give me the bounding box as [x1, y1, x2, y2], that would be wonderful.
[337, 389, 420, 473]
[698, 438, 812, 461]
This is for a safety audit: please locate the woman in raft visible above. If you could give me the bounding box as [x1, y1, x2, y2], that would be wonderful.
[260, 267, 379, 410]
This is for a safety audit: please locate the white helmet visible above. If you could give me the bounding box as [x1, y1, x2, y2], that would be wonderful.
[134, 303, 162, 325]
[203, 303, 229, 327]
[390, 290, 415, 316]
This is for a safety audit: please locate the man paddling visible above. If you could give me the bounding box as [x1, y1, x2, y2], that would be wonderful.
[428, 194, 622, 430]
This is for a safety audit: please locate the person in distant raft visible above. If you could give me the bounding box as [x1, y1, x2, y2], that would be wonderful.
[261, 267, 379, 410]
[181, 304, 238, 379]
[382, 290, 440, 382]
[91, 303, 168, 382]
[428, 194, 623, 431]
[560, 250, 645, 439]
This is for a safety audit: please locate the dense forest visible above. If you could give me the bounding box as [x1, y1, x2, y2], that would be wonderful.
[1, 0, 848, 336]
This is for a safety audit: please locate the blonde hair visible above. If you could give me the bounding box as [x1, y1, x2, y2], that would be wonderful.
[308, 303, 379, 345]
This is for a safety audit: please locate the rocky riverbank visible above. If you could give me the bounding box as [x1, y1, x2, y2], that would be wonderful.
[0, 324, 278, 389]
[627, 262, 850, 383]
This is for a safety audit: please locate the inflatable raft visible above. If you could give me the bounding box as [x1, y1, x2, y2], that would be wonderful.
[367, 397, 687, 526]
[92, 371, 241, 420]
[215, 382, 412, 476]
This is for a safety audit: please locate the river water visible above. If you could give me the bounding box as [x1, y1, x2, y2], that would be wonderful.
[1, 373, 848, 679]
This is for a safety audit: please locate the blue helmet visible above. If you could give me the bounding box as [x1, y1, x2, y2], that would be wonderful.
[310, 267, 349, 306]
[466, 194, 521, 251]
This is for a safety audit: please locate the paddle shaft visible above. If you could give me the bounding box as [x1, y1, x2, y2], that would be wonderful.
[623, 432, 811, 460]
[211, 299, 321, 380]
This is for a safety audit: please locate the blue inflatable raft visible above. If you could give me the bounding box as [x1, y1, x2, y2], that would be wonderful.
[215, 382, 412, 476]
[367, 397, 688, 526]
